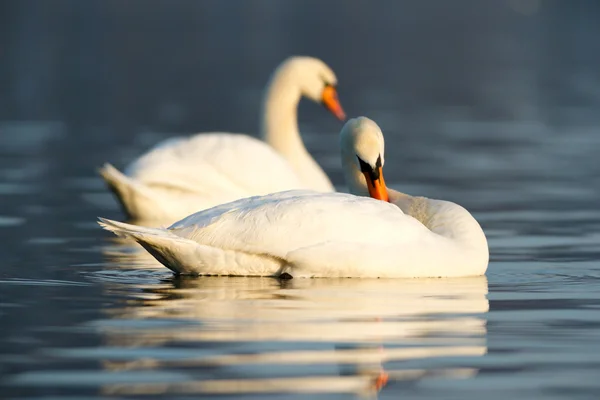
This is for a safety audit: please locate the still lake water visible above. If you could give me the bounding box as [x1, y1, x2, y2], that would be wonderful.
[2, 2, 600, 399]
[1, 115, 599, 399]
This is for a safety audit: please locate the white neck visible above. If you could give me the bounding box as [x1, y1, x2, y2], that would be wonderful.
[259, 68, 333, 192]
[406, 196, 488, 259]
[259, 71, 306, 158]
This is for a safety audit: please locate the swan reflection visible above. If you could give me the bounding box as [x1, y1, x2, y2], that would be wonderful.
[97, 239, 488, 397]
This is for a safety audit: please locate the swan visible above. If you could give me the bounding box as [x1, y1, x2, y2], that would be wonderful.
[99, 56, 346, 223]
[98, 117, 489, 278]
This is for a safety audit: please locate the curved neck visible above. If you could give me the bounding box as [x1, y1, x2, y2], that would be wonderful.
[393, 194, 488, 254]
[259, 72, 307, 160]
[258, 69, 333, 192]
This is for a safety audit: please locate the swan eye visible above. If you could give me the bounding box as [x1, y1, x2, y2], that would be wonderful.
[357, 156, 381, 182]
[357, 157, 372, 173]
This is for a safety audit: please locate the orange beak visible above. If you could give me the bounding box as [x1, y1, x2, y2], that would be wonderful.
[374, 370, 389, 391]
[363, 167, 389, 202]
[321, 85, 346, 121]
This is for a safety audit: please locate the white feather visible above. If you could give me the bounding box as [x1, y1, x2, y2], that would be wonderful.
[99, 117, 489, 278]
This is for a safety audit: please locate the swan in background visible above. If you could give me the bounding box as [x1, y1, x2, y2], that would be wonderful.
[98, 117, 489, 278]
[100, 56, 346, 223]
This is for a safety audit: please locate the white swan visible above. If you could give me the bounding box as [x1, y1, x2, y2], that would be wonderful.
[100, 56, 345, 223]
[98, 117, 489, 278]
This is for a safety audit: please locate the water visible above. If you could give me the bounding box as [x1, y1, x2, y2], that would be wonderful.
[2, 1, 600, 399]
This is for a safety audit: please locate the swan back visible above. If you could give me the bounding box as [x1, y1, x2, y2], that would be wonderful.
[166, 190, 488, 277]
[169, 191, 413, 255]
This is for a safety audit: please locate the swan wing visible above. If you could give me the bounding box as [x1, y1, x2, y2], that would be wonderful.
[127, 133, 306, 196]
[166, 191, 462, 277]
[100, 191, 487, 278]
[102, 133, 314, 221]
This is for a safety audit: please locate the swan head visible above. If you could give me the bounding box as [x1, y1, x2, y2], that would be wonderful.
[340, 117, 389, 202]
[275, 56, 346, 121]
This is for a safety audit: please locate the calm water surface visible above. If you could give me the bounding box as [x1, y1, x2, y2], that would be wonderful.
[1, 114, 599, 400]
[2, 2, 600, 399]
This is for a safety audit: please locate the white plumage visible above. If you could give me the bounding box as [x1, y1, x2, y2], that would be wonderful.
[99, 117, 489, 278]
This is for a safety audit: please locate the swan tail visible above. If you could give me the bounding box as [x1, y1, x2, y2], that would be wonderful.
[97, 217, 169, 239]
[98, 218, 283, 276]
[98, 163, 160, 220]
[98, 217, 201, 274]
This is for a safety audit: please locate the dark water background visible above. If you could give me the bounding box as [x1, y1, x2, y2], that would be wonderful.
[1, 1, 600, 399]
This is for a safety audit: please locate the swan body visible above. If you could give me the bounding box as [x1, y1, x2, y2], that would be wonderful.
[101, 134, 306, 222]
[99, 117, 489, 278]
[100, 56, 345, 223]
